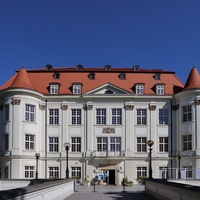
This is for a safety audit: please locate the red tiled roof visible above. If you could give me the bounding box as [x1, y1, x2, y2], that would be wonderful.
[183, 67, 200, 91]
[0, 66, 184, 95]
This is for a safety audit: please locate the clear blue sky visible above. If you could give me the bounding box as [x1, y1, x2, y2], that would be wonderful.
[1, 0, 200, 86]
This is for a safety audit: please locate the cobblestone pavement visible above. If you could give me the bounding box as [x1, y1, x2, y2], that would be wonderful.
[65, 184, 156, 200]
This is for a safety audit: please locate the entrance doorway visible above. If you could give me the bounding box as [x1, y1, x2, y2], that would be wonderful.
[103, 170, 115, 185]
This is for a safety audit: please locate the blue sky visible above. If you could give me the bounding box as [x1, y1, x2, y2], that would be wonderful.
[1, 0, 200, 86]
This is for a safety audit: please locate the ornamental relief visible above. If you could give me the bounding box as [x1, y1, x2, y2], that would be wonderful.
[61, 105, 68, 110]
[124, 105, 134, 110]
[11, 98, 21, 105]
[149, 105, 156, 111]
[196, 99, 200, 105]
[39, 104, 46, 110]
[102, 127, 115, 134]
[83, 104, 93, 110]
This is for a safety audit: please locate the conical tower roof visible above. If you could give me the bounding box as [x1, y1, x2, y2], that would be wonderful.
[183, 67, 200, 91]
[9, 67, 35, 90]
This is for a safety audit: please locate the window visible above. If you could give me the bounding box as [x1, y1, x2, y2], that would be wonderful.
[110, 137, 121, 152]
[73, 84, 82, 94]
[159, 167, 168, 179]
[183, 166, 193, 178]
[183, 135, 192, 151]
[4, 134, 9, 150]
[4, 166, 9, 179]
[25, 166, 34, 178]
[53, 72, 60, 79]
[183, 105, 192, 122]
[4, 104, 9, 121]
[88, 72, 95, 80]
[105, 90, 113, 94]
[25, 104, 35, 122]
[25, 134, 35, 150]
[49, 109, 59, 125]
[96, 109, 106, 125]
[49, 137, 59, 152]
[137, 167, 147, 178]
[159, 137, 168, 152]
[97, 137, 108, 152]
[71, 167, 81, 178]
[72, 109, 81, 125]
[136, 84, 144, 95]
[159, 109, 168, 125]
[112, 109, 122, 125]
[119, 73, 126, 80]
[49, 167, 59, 178]
[137, 137, 147, 152]
[156, 85, 165, 95]
[154, 73, 161, 80]
[50, 84, 59, 94]
[71, 137, 81, 152]
[137, 109, 147, 125]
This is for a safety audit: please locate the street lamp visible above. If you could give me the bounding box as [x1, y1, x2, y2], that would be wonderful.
[178, 154, 181, 179]
[147, 140, 154, 179]
[64, 142, 70, 178]
[35, 153, 40, 179]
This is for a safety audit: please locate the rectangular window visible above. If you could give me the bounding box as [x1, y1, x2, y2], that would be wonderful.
[97, 137, 108, 152]
[137, 137, 147, 152]
[73, 85, 81, 94]
[110, 137, 121, 152]
[71, 167, 81, 178]
[49, 109, 59, 125]
[49, 167, 59, 178]
[72, 109, 81, 125]
[5, 104, 9, 121]
[96, 109, 106, 125]
[4, 166, 9, 179]
[156, 85, 165, 95]
[25, 166, 34, 178]
[25, 134, 35, 150]
[136, 85, 144, 95]
[159, 137, 168, 152]
[71, 137, 81, 152]
[183, 105, 192, 122]
[159, 109, 168, 125]
[112, 109, 122, 125]
[183, 166, 193, 178]
[25, 104, 35, 122]
[137, 167, 147, 178]
[50, 85, 59, 94]
[183, 135, 192, 151]
[159, 167, 168, 179]
[4, 134, 9, 150]
[137, 109, 147, 125]
[49, 137, 59, 152]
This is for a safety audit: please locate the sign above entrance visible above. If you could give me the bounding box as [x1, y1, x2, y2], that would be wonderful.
[102, 127, 115, 133]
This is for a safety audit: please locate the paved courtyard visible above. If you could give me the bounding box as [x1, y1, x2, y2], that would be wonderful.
[65, 184, 156, 200]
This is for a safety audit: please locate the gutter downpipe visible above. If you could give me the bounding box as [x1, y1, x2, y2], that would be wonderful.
[45, 99, 48, 179]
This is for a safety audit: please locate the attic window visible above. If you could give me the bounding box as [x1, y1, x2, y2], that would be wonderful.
[105, 90, 113, 94]
[49, 83, 60, 94]
[46, 64, 53, 71]
[154, 73, 161, 80]
[135, 84, 145, 95]
[53, 72, 60, 79]
[72, 83, 82, 94]
[119, 73, 126, 80]
[133, 65, 140, 71]
[76, 64, 84, 71]
[88, 72, 95, 80]
[156, 84, 165, 95]
[104, 64, 111, 71]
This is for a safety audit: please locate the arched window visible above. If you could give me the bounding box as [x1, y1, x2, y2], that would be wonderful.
[105, 90, 113, 94]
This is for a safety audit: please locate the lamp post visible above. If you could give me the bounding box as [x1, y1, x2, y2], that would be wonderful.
[64, 142, 70, 178]
[178, 154, 181, 179]
[35, 153, 40, 179]
[147, 140, 154, 179]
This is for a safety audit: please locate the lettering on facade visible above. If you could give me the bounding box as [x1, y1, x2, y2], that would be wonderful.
[149, 105, 156, 111]
[102, 127, 115, 133]
[83, 104, 93, 110]
[61, 105, 68, 110]
[124, 105, 134, 110]
[11, 98, 21, 105]
[39, 104, 46, 110]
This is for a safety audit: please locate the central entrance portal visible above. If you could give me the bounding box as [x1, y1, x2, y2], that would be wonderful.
[103, 170, 116, 185]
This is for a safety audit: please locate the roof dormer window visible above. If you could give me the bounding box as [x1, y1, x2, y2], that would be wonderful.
[88, 72, 95, 80]
[53, 72, 60, 79]
[104, 64, 111, 71]
[119, 73, 126, 80]
[72, 83, 82, 94]
[50, 83, 60, 94]
[156, 84, 165, 95]
[135, 84, 145, 95]
[76, 64, 84, 71]
[154, 73, 161, 80]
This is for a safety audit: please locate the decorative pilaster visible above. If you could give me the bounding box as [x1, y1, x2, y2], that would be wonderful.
[61, 105, 68, 110]
[124, 104, 134, 110]
[11, 98, 21, 105]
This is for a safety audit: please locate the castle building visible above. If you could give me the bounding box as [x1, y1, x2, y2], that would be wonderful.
[0, 64, 199, 184]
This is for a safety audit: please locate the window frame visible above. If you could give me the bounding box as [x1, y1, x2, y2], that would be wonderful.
[137, 137, 147, 152]
[25, 104, 35, 122]
[71, 137, 81, 152]
[110, 137, 121, 152]
[183, 135, 192, 151]
[72, 84, 82, 94]
[50, 84, 59, 94]
[97, 137, 108, 152]
[25, 166, 34, 178]
[71, 167, 81, 178]
[72, 109, 81, 125]
[25, 134, 35, 150]
[159, 137, 168, 152]
[112, 108, 122, 125]
[137, 109, 147, 125]
[135, 84, 144, 95]
[49, 109, 59, 125]
[49, 167, 59, 178]
[4, 104, 9, 121]
[137, 167, 147, 178]
[156, 84, 165, 95]
[159, 109, 169, 125]
[96, 109, 106, 125]
[183, 105, 192, 122]
[49, 137, 59, 152]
